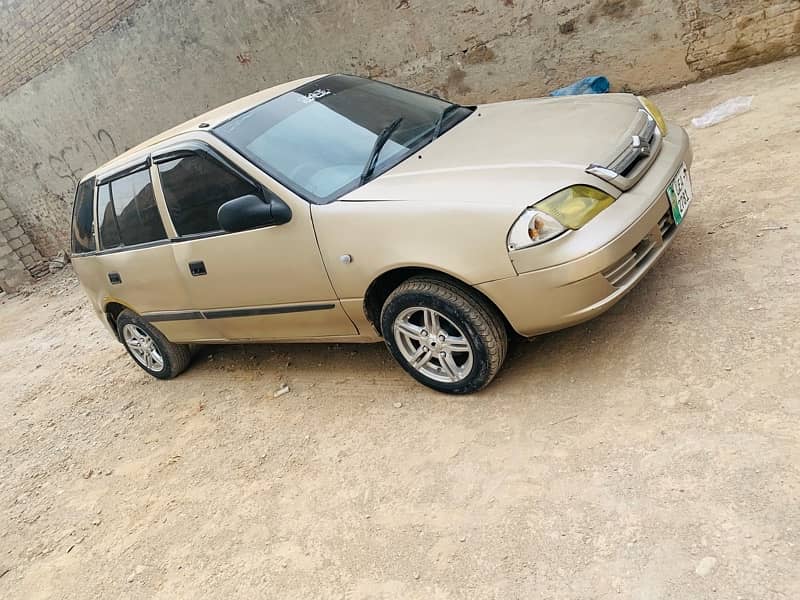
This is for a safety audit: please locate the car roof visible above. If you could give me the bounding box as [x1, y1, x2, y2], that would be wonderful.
[85, 74, 326, 181]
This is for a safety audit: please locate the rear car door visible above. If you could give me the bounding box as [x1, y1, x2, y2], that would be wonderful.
[151, 141, 357, 341]
[88, 162, 212, 342]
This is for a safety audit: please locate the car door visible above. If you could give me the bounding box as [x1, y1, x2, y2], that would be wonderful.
[151, 140, 357, 341]
[89, 162, 211, 343]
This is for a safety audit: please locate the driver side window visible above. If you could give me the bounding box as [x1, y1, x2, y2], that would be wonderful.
[157, 153, 258, 236]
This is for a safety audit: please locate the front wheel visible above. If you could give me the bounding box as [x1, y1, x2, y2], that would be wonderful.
[380, 277, 508, 394]
[117, 310, 192, 379]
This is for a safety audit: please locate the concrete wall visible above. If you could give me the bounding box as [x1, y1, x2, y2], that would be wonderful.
[0, 0, 798, 256]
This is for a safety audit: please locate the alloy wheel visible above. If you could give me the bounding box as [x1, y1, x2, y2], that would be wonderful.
[122, 324, 165, 373]
[392, 306, 474, 383]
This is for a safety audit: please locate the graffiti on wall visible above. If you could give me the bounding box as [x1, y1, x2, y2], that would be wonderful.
[32, 128, 119, 192]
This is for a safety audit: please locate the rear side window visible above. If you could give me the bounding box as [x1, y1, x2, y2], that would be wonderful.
[97, 184, 121, 249]
[71, 178, 96, 254]
[97, 169, 167, 249]
[157, 154, 258, 236]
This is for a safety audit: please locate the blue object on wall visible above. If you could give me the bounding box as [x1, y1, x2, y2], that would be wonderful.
[549, 76, 610, 96]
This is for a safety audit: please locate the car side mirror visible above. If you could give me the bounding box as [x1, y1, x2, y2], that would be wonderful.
[217, 193, 292, 233]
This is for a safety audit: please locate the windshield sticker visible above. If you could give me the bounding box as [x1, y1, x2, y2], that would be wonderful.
[301, 88, 332, 104]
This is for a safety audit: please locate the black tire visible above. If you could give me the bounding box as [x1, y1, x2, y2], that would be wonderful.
[116, 309, 192, 380]
[380, 276, 508, 394]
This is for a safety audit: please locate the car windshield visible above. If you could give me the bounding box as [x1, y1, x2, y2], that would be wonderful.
[214, 74, 473, 203]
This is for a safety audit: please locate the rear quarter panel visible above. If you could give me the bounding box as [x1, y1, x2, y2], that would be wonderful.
[71, 255, 116, 333]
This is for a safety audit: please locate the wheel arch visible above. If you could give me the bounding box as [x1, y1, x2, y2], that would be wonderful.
[362, 266, 511, 335]
[103, 300, 134, 341]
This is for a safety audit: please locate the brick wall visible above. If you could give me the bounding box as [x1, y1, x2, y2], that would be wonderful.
[0, 229, 29, 293]
[0, 194, 43, 292]
[0, 0, 146, 99]
[683, 0, 800, 75]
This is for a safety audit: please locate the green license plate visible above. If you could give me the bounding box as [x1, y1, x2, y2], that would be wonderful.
[666, 163, 693, 225]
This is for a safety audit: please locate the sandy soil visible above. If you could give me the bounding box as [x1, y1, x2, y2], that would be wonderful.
[2, 57, 799, 600]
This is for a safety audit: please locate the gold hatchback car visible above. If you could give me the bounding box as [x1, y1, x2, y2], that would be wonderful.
[70, 74, 693, 393]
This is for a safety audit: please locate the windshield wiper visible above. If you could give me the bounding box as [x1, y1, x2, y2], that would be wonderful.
[431, 103, 462, 139]
[360, 117, 403, 185]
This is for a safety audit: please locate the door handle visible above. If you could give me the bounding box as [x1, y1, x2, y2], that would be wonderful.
[188, 261, 207, 276]
[108, 272, 122, 285]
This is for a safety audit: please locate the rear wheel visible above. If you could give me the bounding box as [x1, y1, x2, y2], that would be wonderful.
[117, 310, 192, 379]
[381, 277, 507, 394]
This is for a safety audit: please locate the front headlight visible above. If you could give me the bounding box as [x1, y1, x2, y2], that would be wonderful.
[507, 185, 615, 251]
[638, 96, 668, 136]
[507, 209, 565, 250]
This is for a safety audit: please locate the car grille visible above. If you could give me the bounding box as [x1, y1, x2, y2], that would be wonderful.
[602, 209, 675, 288]
[586, 109, 661, 191]
[611, 114, 658, 178]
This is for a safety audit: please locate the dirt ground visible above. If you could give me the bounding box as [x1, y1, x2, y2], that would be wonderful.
[2, 57, 800, 600]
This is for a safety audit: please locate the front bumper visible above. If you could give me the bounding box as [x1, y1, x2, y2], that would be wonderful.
[478, 123, 692, 337]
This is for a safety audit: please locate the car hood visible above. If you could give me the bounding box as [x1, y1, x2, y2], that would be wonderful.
[341, 93, 643, 209]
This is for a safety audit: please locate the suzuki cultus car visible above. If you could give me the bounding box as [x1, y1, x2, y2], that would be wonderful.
[70, 74, 693, 393]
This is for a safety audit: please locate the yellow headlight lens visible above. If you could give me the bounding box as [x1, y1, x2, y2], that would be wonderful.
[536, 186, 615, 230]
[638, 96, 668, 135]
